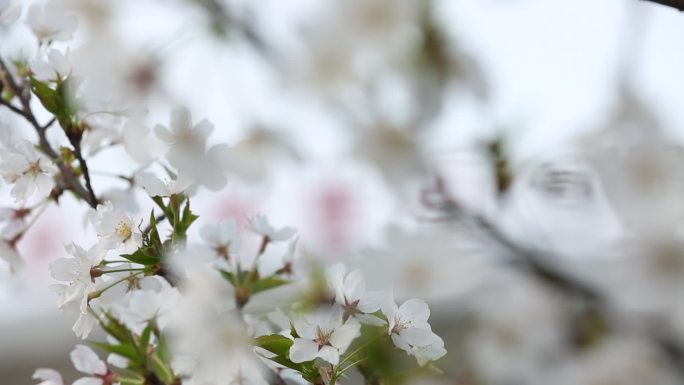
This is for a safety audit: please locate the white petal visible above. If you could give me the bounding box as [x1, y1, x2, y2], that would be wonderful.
[138, 173, 169, 197]
[329, 321, 361, 354]
[357, 290, 383, 314]
[73, 313, 96, 339]
[170, 107, 192, 132]
[154, 125, 174, 144]
[32, 368, 63, 385]
[289, 338, 319, 363]
[34, 173, 55, 197]
[194, 119, 214, 139]
[398, 327, 435, 348]
[0, 5, 20, 25]
[70, 345, 106, 375]
[398, 299, 430, 325]
[343, 270, 365, 303]
[49, 258, 77, 281]
[292, 316, 316, 340]
[11, 175, 32, 202]
[107, 353, 128, 368]
[316, 345, 340, 365]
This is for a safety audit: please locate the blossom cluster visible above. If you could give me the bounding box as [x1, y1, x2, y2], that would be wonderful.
[3, 1, 684, 385]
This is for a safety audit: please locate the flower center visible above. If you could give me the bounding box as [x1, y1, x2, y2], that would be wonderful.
[26, 161, 42, 176]
[391, 316, 408, 334]
[115, 220, 132, 240]
[315, 326, 333, 348]
[215, 244, 230, 258]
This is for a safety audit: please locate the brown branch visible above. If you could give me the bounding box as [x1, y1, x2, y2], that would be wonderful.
[71, 139, 98, 206]
[641, 0, 684, 11]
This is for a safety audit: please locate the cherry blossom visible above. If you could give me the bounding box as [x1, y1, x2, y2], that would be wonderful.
[154, 107, 228, 190]
[0, 140, 56, 203]
[49, 243, 104, 314]
[155, 107, 212, 166]
[199, 218, 242, 270]
[115, 278, 180, 334]
[249, 214, 295, 242]
[138, 171, 192, 198]
[91, 201, 142, 253]
[25, 1, 77, 43]
[382, 295, 446, 365]
[31, 49, 72, 82]
[290, 305, 361, 365]
[326, 263, 384, 324]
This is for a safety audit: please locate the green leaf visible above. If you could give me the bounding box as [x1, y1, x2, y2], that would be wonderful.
[251, 276, 290, 295]
[152, 324, 173, 364]
[121, 248, 160, 266]
[101, 312, 135, 344]
[268, 354, 306, 373]
[148, 210, 162, 250]
[30, 78, 61, 115]
[117, 378, 145, 385]
[139, 323, 153, 357]
[219, 270, 239, 286]
[150, 352, 174, 384]
[254, 334, 293, 356]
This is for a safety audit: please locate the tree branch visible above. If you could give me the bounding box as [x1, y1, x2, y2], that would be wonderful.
[428, 177, 684, 378]
[641, 0, 684, 11]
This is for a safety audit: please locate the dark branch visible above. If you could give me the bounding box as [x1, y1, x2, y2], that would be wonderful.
[71, 139, 98, 207]
[641, 0, 684, 11]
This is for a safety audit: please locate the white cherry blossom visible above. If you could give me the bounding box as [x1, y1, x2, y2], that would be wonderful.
[91, 201, 142, 253]
[138, 171, 191, 197]
[31, 49, 71, 82]
[49, 243, 104, 314]
[0, 140, 56, 203]
[382, 295, 431, 335]
[115, 278, 180, 334]
[25, 1, 77, 43]
[272, 237, 301, 277]
[249, 214, 295, 242]
[155, 106, 212, 165]
[381, 295, 445, 364]
[199, 218, 242, 270]
[154, 107, 228, 191]
[326, 263, 384, 324]
[290, 305, 361, 365]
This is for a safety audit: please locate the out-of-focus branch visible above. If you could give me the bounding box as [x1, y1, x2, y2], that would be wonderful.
[426, 177, 684, 377]
[642, 0, 684, 11]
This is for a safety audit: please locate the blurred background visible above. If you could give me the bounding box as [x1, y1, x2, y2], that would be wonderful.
[3, 0, 684, 384]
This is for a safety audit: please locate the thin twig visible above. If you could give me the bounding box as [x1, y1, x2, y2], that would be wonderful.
[72, 139, 98, 206]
